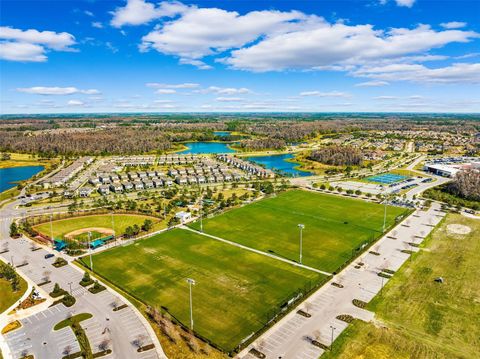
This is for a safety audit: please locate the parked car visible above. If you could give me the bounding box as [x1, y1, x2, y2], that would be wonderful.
[44, 253, 54, 259]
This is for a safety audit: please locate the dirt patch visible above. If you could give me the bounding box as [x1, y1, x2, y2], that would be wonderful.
[447, 224, 471, 235]
[65, 227, 114, 239]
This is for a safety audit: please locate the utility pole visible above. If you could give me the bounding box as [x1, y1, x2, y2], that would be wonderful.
[187, 278, 196, 330]
[298, 224, 305, 264]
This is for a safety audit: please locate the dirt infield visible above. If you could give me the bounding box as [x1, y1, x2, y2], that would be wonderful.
[447, 224, 472, 235]
[65, 227, 115, 239]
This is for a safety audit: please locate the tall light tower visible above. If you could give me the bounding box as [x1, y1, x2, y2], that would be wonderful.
[111, 212, 115, 239]
[50, 213, 54, 242]
[88, 231, 93, 271]
[298, 224, 305, 264]
[186, 278, 196, 330]
[382, 187, 387, 233]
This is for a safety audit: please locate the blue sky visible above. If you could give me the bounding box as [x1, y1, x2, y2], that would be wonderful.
[1, 0, 479, 114]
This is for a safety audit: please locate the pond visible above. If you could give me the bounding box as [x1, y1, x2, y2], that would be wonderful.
[178, 142, 236, 154]
[213, 131, 231, 137]
[247, 153, 313, 177]
[0, 166, 44, 192]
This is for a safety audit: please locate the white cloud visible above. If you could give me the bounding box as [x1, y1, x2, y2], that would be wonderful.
[374, 96, 399, 100]
[17, 86, 100, 95]
[67, 100, 85, 106]
[197, 86, 251, 95]
[215, 97, 244, 102]
[395, 0, 415, 8]
[299, 91, 349, 97]
[0, 42, 46, 62]
[226, 24, 478, 72]
[146, 82, 200, 89]
[355, 80, 389, 87]
[179, 58, 212, 70]
[92, 22, 104, 29]
[84, 10, 94, 17]
[353, 62, 480, 84]
[0, 26, 76, 62]
[155, 88, 176, 94]
[139, 2, 312, 67]
[440, 21, 467, 29]
[110, 0, 187, 27]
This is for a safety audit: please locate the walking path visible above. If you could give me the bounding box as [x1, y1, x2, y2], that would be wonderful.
[238, 203, 445, 359]
[182, 226, 332, 276]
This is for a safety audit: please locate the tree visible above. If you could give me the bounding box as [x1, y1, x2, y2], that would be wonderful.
[142, 219, 153, 232]
[10, 222, 20, 238]
[98, 339, 111, 352]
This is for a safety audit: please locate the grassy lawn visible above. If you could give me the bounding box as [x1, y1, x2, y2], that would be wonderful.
[190, 190, 408, 273]
[54, 313, 92, 330]
[34, 214, 163, 239]
[80, 228, 325, 352]
[322, 214, 480, 359]
[0, 275, 28, 314]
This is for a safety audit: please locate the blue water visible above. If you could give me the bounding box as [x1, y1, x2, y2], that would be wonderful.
[0, 166, 44, 192]
[213, 131, 231, 137]
[178, 142, 236, 154]
[247, 154, 313, 177]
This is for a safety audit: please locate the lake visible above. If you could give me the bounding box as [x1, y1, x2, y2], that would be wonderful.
[0, 166, 44, 192]
[247, 153, 313, 177]
[178, 142, 236, 154]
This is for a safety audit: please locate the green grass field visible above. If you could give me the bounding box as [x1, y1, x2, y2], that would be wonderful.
[34, 214, 162, 239]
[0, 275, 27, 314]
[190, 190, 408, 272]
[80, 229, 325, 352]
[322, 214, 480, 359]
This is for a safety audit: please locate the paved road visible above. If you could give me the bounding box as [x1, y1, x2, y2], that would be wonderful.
[1, 201, 166, 359]
[239, 203, 446, 359]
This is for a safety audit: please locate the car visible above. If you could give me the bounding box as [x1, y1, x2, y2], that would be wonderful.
[44, 253, 55, 259]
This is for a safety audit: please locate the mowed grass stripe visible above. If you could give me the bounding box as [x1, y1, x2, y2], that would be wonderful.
[81, 229, 324, 352]
[190, 190, 408, 273]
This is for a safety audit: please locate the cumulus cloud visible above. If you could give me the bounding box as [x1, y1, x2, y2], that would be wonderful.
[67, 100, 85, 106]
[226, 24, 478, 72]
[395, 0, 416, 8]
[110, 0, 187, 27]
[146, 82, 200, 88]
[215, 97, 244, 102]
[197, 86, 251, 95]
[355, 80, 389, 87]
[92, 22, 104, 29]
[16, 86, 100, 95]
[0, 26, 76, 62]
[155, 88, 176, 94]
[440, 21, 467, 29]
[299, 91, 349, 97]
[353, 62, 480, 84]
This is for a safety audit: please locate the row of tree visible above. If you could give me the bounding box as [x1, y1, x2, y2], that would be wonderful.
[308, 145, 363, 166]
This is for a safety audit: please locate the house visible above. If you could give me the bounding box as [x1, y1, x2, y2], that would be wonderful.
[143, 180, 154, 189]
[89, 178, 100, 186]
[119, 174, 129, 181]
[188, 176, 197, 184]
[223, 173, 232, 181]
[207, 175, 216, 183]
[147, 171, 157, 177]
[168, 169, 179, 177]
[98, 185, 110, 195]
[99, 174, 111, 184]
[63, 190, 75, 198]
[122, 181, 134, 191]
[110, 174, 120, 182]
[110, 183, 124, 193]
[197, 175, 206, 184]
[128, 172, 138, 180]
[175, 176, 188, 185]
[137, 172, 148, 179]
[153, 179, 164, 188]
[162, 177, 173, 186]
[79, 187, 94, 197]
[233, 174, 242, 181]
[175, 211, 192, 223]
[133, 181, 144, 191]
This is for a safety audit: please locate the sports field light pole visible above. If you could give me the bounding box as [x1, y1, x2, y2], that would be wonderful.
[50, 213, 54, 242]
[200, 195, 203, 232]
[298, 224, 305, 264]
[187, 278, 196, 330]
[330, 325, 336, 351]
[111, 211, 115, 247]
[88, 231, 93, 271]
[382, 187, 387, 233]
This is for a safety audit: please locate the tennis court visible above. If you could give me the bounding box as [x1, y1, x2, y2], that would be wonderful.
[366, 173, 409, 184]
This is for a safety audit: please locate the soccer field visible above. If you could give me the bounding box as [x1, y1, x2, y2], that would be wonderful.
[190, 190, 409, 273]
[80, 229, 325, 352]
[34, 214, 162, 239]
